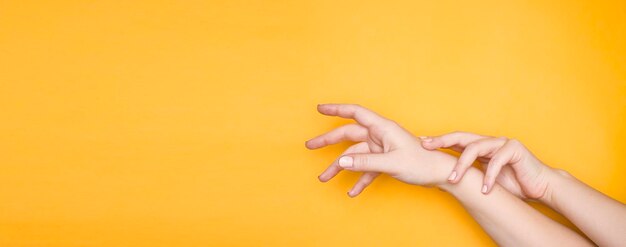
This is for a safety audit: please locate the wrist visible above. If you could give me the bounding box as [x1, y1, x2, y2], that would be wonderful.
[538, 167, 572, 208]
[421, 150, 459, 188]
[436, 166, 483, 196]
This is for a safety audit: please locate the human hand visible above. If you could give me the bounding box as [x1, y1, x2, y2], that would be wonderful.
[305, 104, 456, 197]
[420, 132, 552, 199]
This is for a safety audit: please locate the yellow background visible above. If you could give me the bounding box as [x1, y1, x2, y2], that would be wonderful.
[1, 0, 625, 246]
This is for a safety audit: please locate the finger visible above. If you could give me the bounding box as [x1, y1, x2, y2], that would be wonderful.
[318, 142, 370, 182]
[306, 124, 368, 149]
[449, 137, 507, 184]
[348, 172, 380, 197]
[317, 104, 392, 128]
[496, 166, 525, 198]
[478, 154, 525, 198]
[337, 153, 395, 174]
[420, 131, 487, 151]
[483, 139, 518, 194]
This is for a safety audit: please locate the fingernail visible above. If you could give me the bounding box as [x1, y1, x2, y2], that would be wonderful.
[421, 137, 433, 143]
[347, 191, 354, 198]
[448, 171, 457, 181]
[338, 156, 353, 168]
[482, 184, 488, 194]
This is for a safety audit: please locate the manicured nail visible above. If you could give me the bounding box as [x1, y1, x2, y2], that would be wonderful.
[448, 171, 457, 181]
[482, 184, 488, 194]
[339, 156, 353, 168]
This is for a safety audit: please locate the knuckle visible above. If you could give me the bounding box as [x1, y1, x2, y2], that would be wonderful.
[554, 169, 573, 178]
[351, 104, 364, 112]
[465, 143, 479, 152]
[484, 175, 495, 184]
[508, 138, 521, 146]
[490, 156, 505, 166]
[360, 178, 374, 186]
[384, 119, 399, 128]
[456, 165, 470, 173]
[355, 180, 366, 187]
[456, 159, 471, 169]
[354, 155, 369, 168]
[450, 130, 465, 136]
[485, 166, 499, 176]
[457, 159, 471, 167]
[320, 137, 329, 146]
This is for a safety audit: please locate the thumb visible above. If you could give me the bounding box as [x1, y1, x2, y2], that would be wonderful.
[338, 153, 395, 174]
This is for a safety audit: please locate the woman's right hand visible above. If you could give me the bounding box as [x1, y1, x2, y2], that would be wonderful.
[420, 132, 555, 199]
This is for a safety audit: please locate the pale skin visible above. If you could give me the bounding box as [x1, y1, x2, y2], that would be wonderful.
[420, 132, 626, 246]
[306, 104, 625, 246]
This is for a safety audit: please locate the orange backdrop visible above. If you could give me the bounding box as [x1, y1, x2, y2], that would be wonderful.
[1, 0, 625, 246]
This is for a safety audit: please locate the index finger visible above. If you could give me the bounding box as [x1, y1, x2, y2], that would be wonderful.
[317, 104, 390, 128]
[422, 131, 489, 151]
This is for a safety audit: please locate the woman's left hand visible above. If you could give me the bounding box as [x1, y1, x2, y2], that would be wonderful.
[305, 104, 456, 197]
[420, 132, 553, 199]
